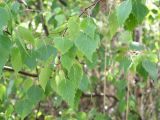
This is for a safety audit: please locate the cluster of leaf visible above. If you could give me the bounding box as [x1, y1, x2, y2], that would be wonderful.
[0, 0, 159, 120]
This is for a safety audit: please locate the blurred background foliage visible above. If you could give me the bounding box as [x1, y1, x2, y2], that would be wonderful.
[0, 0, 159, 120]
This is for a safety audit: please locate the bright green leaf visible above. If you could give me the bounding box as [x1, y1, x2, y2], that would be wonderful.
[61, 47, 76, 71]
[80, 18, 96, 39]
[68, 16, 80, 40]
[109, 10, 119, 37]
[54, 37, 73, 54]
[69, 63, 83, 88]
[75, 32, 100, 61]
[57, 78, 76, 107]
[0, 84, 6, 101]
[39, 67, 52, 90]
[17, 26, 35, 45]
[11, 47, 22, 72]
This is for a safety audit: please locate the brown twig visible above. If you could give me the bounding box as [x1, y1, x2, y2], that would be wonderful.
[79, 0, 101, 17]
[3, 66, 38, 78]
[82, 93, 118, 101]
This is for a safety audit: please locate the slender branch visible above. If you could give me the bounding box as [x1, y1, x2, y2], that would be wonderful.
[82, 93, 118, 101]
[103, 50, 107, 113]
[79, 0, 101, 17]
[3, 66, 38, 78]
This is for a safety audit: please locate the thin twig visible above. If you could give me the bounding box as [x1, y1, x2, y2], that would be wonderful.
[3, 66, 38, 78]
[103, 50, 107, 113]
[79, 0, 101, 17]
[82, 93, 118, 101]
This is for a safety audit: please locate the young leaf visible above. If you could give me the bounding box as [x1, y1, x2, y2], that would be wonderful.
[17, 26, 35, 45]
[80, 18, 96, 39]
[11, 47, 22, 72]
[69, 63, 83, 88]
[57, 78, 76, 107]
[142, 60, 158, 81]
[116, 0, 132, 26]
[0, 84, 6, 101]
[61, 47, 76, 71]
[39, 67, 52, 90]
[54, 37, 73, 54]
[68, 16, 80, 40]
[109, 10, 119, 37]
[56, 63, 83, 107]
[75, 32, 100, 61]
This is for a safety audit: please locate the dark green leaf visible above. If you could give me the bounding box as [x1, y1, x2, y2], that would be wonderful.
[142, 60, 158, 81]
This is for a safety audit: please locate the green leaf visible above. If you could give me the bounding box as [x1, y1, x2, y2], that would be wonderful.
[142, 60, 158, 81]
[23, 50, 37, 69]
[109, 10, 119, 37]
[27, 85, 44, 105]
[79, 74, 89, 92]
[74, 90, 82, 110]
[22, 79, 33, 93]
[61, 47, 76, 71]
[69, 63, 83, 88]
[132, 1, 149, 23]
[57, 78, 76, 107]
[95, 113, 110, 120]
[56, 63, 83, 107]
[136, 62, 148, 80]
[86, 52, 98, 69]
[80, 18, 96, 39]
[68, 16, 80, 40]
[119, 31, 132, 44]
[15, 99, 33, 119]
[119, 57, 132, 72]
[116, 0, 132, 26]
[54, 37, 73, 54]
[11, 47, 22, 72]
[75, 32, 100, 61]
[36, 45, 57, 61]
[0, 35, 11, 75]
[39, 66, 52, 90]
[124, 14, 138, 31]
[17, 26, 35, 45]
[0, 7, 10, 32]
[0, 84, 6, 101]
